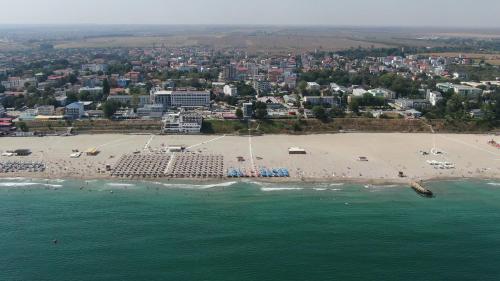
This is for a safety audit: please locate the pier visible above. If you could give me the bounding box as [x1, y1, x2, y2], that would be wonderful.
[410, 181, 434, 197]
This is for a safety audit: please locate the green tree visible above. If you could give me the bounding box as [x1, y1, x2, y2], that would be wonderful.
[254, 101, 268, 119]
[102, 100, 122, 119]
[66, 91, 79, 104]
[17, 121, 29, 132]
[102, 79, 111, 97]
[349, 99, 360, 113]
[235, 108, 243, 119]
[312, 106, 328, 121]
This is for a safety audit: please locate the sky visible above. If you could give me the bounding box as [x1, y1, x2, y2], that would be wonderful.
[1, 0, 500, 28]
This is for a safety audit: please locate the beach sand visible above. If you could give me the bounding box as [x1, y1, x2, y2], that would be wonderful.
[0, 133, 499, 183]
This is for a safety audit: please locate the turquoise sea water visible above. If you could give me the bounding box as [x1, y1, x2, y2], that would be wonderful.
[1, 178, 500, 281]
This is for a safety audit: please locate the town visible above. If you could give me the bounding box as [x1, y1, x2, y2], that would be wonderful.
[0, 42, 499, 136]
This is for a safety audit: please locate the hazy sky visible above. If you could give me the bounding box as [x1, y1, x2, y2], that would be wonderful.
[1, 0, 499, 28]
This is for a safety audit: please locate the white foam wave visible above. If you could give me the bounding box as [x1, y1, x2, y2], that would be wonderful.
[364, 184, 398, 189]
[261, 187, 304, 192]
[487, 182, 500, 186]
[0, 182, 62, 188]
[106, 183, 136, 187]
[313, 188, 327, 191]
[153, 181, 239, 190]
[329, 183, 345, 187]
[0, 177, 27, 181]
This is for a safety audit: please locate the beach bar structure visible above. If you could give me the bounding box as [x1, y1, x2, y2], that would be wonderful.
[288, 147, 306, 154]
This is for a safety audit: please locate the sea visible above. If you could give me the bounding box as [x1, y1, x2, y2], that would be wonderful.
[1, 178, 500, 281]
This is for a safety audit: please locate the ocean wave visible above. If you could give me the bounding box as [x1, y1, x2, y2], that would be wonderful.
[106, 183, 136, 188]
[487, 182, 500, 186]
[0, 182, 62, 188]
[152, 181, 239, 190]
[261, 187, 304, 192]
[313, 188, 328, 191]
[364, 184, 399, 189]
[329, 183, 345, 187]
[0, 177, 27, 181]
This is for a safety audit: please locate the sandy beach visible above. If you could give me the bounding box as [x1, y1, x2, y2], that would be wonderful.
[0, 133, 499, 183]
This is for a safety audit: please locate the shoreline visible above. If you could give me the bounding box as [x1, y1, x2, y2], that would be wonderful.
[1, 173, 498, 187]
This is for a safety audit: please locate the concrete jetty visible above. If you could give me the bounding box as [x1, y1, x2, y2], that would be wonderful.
[410, 181, 433, 197]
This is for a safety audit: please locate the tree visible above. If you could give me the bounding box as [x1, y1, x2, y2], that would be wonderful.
[254, 101, 268, 119]
[17, 121, 29, 132]
[235, 108, 243, 119]
[349, 99, 360, 113]
[66, 91, 79, 104]
[102, 79, 111, 97]
[312, 106, 327, 121]
[102, 100, 122, 119]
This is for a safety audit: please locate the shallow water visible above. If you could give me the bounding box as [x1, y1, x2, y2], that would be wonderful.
[1, 178, 500, 281]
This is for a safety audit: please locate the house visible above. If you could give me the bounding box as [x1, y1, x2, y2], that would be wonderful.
[65, 102, 85, 119]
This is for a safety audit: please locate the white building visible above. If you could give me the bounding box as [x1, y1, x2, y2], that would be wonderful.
[163, 111, 203, 134]
[368, 88, 396, 100]
[107, 95, 150, 107]
[223, 85, 238, 96]
[81, 64, 108, 73]
[352, 88, 368, 97]
[36, 105, 55, 116]
[79, 87, 103, 96]
[252, 80, 272, 95]
[436, 83, 482, 98]
[427, 91, 443, 106]
[137, 104, 164, 119]
[243, 103, 253, 118]
[330, 82, 348, 93]
[306, 82, 320, 91]
[150, 88, 211, 110]
[1, 77, 37, 90]
[303, 96, 337, 106]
